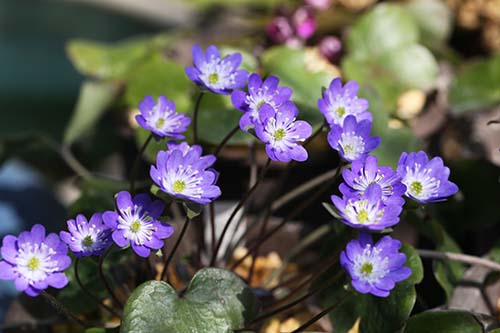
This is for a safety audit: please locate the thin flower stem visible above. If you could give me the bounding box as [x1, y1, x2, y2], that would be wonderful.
[98, 248, 123, 309]
[75, 259, 121, 317]
[192, 92, 205, 144]
[213, 125, 240, 157]
[210, 158, 272, 266]
[418, 249, 500, 271]
[230, 173, 338, 271]
[209, 202, 216, 254]
[160, 216, 190, 281]
[129, 133, 153, 194]
[303, 122, 325, 146]
[290, 294, 349, 333]
[41, 291, 89, 328]
[250, 271, 343, 325]
[271, 168, 340, 212]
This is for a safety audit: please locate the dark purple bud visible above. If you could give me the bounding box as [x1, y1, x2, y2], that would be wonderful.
[266, 16, 294, 44]
[305, 0, 332, 10]
[292, 7, 316, 39]
[319, 36, 343, 63]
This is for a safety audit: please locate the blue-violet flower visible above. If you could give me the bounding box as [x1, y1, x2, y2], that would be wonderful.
[318, 78, 371, 126]
[340, 155, 406, 202]
[327, 115, 380, 162]
[103, 191, 173, 258]
[185, 45, 248, 95]
[332, 184, 404, 231]
[341, 233, 411, 297]
[0, 224, 71, 297]
[60, 213, 112, 257]
[396, 151, 459, 203]
[254, 101, 312, 163]
[136, 95, 191, 139]
[151, 142, 221, 204]
[231, 73, 292, 131]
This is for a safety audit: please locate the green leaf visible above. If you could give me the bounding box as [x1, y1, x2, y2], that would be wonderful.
[197, 93, 254, 145]
[343, 3, 438, 113]
[121, 268, 260, 333]
[126, 53, 193, 159]
[449, 55, 500, 114]
[403, 310, 485, 333]
[322, 202, 341, 220]
[416, 220, 465, 300]
[183, 201, 203, 219]
[261, 46, 332, 128]
[404, 0, 453, 48]
[325, 244, 423, 333]
[63, 81, 119, 145]
[346, 3, 419, 57]
[125, 53, 192, 114]
[66, 35, 171, 80]
[150, 185, 173, 205]
[360, 88, 421, 167]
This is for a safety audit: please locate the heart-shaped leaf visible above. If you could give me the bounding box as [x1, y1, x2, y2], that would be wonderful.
[403, 310, 499, 333]
[322, 244, 423, 333]
[121, 268, 260, 333]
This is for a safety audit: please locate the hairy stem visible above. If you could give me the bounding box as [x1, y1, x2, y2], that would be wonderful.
[210, 158, 272, 266]
[160, 217, 190, 281]
[98, 248, 123, 309]
[41, 291, 89, 328]
[75, 258, 121, 317]
[213, 125, 240, 157]
[192, 92, 205, 144]
[129, 133, 153, 194]
[290, 294, 348, 333]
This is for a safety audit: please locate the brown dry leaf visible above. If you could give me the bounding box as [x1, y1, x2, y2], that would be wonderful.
[348, 318, 361, 333]
[396, 90, 426, 120]
[304, 47, 342, 78]
[231, 247, 297, 288]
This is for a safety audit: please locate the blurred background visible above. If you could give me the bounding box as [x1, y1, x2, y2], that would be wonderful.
[0, 0, 499, 332]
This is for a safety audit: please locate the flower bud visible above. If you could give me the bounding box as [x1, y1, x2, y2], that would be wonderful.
[305, 0, 332, 10]
[292, 7, 316, 39]
[266, 16, 294, 44]
[319, 35, 343, 63]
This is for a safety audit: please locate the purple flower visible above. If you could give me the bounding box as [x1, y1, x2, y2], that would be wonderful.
[341, 233, 412, 297]
[291, 7, 316, 39]
[136, 95, 191, 139]
[150, 142, 221, 204]
[340, 155, 406, 202]
[318, 78, 371, 126]
[332, 184, 404, 231]
[0, 224, 71, 297]
[254, 101, 312, 163]
[319, 36, 342, 63]
[396, 151, 459, 203]
[231, 73, 293, 131]
[306, 0, 332, 10]
[103, 192, 173, 258]
[185, 45, 248, 95]
[60, 213, 112, 257]
[266, 16, 295, 44]
[327, 115, 380, 162]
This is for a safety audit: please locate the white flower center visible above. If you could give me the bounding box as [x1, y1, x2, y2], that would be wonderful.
[199, 56, 236, 90]
[339, 132, 365, 160]
[402, 163, 440, 201]
[118, 206, 156, 245]
[16, 242, 58, 283]
[353, 245, 389, 284]
[159, 164, 204, 200]
[344, 198, 384, 225]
